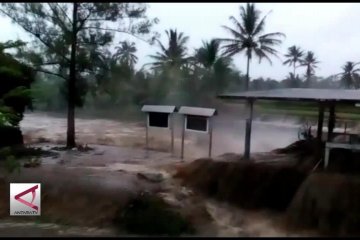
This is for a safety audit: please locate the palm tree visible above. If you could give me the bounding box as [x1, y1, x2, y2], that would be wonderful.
[283, 45, 304, 76]
[338, 61, 360, 89]
[149, 29, 189, 69]
[196, 39, 223, 68]
[148, 29, 190, 102]
[217, 3, 285, 91]
[300, 51, 319, 87]
[195, 39, 231, 93]
[114, 41, 138, 67]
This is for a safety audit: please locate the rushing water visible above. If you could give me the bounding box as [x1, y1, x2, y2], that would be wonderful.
[12, 112, 320, 237]
[20, 112, 303, 159]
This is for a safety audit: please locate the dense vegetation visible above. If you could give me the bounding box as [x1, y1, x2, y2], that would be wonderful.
[0, 41, 35, 127]
[0, 3, 358, 147]
[0, 40, 35, 151]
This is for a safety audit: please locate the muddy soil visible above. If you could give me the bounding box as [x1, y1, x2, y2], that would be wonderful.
[0, 144, 318, 237]
[0, 112, 320, 237]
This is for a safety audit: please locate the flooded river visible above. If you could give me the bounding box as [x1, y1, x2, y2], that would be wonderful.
[20, 112, 301, 158]
[0, 112, 320, 237]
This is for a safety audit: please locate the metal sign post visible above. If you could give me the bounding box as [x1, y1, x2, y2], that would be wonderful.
[208, 117, 213, 158]
[178, 106, 217, 159]
[145, 118, 149, 158]
[181, 114, 186, 159]
[141, 105, 177, 158]
[244, 99, 254, 160]
[170, 114, 175, 157]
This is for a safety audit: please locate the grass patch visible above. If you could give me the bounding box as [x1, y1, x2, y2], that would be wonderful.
[256, 100, 360, 121]
[0, 146, 58, 160]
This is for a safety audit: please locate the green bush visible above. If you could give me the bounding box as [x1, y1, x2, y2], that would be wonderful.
[4, 156, 21, 174]
[0, 147, 19, 174]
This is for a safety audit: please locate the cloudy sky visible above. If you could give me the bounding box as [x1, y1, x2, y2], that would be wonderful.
[1, 3, 360, 80]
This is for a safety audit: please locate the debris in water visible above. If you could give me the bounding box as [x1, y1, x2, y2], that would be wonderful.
[175, 187, 193, 201]
[137, 172, 165, 183]
[158, 193, 183, 208]
[77, 144, 94, 152]
[94, 151, 105, 156]
[23, 158, 42, 168]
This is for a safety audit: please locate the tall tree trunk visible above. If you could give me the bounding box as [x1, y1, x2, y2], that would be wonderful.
[66, 2, 78, 148]
[245, 55, 250, 91]
[355, 75, 360, 89]
[306, 66, 310, 88]
[293, 62, 296, 77]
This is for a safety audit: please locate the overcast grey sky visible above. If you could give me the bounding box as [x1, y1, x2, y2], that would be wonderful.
[1, 3, 360, 80]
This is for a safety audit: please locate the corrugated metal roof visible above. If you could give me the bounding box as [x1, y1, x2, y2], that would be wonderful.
[178, 106, 217, 117]
[141, 105, 177, 113]
[218, 88, 360, 103]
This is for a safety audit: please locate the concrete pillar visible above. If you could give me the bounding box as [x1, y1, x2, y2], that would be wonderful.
[327, 104, 335, 142]
[244, 99, 254, 160]
[317, 103, 325, 140]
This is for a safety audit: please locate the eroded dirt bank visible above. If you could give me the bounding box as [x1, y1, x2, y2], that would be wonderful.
[0, 143, 320, 237]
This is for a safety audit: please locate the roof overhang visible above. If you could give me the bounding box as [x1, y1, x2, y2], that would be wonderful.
[218, 88, 360, 104]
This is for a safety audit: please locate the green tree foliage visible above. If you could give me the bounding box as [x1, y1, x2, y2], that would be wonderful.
[144, 29, 246, 106]
[149, 29, 189, 69]
[217, 3, 285, 90]
[300, 51, 319, 88]
[195, 39, 232, 94]
[338, 61, 360, 89]
[250, 77, 281, 90]
[7, 2, 352, 128]
[114, 41, 138, 67]
[31, 73, 67, 111]
[0, 42, 35, 127]
[0, 2, 159, 148]
[283, 45, 304, 76]
[283, 72, 302, 88]
[148, 29, 191, 104]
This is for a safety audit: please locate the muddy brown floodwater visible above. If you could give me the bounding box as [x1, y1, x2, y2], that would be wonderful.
[0, 112, 318, 237]
[20, 112, 301, 158]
